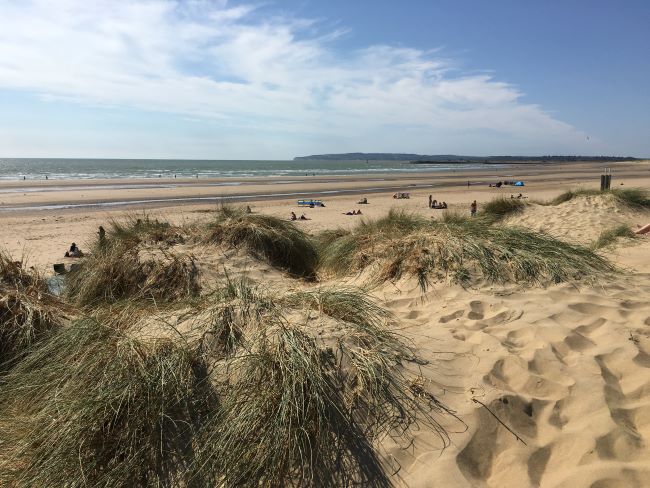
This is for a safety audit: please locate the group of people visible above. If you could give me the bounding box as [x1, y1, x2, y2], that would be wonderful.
[428, 195, 448, 209]
[290, 212, 309, 221]
[343, 209, 363, 215]
[510, 193, 526, 199]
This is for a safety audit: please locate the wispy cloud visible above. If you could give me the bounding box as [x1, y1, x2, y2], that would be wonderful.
[0, 0, 592, 157]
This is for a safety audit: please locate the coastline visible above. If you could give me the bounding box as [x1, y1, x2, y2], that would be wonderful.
[1, 160, 648, 213]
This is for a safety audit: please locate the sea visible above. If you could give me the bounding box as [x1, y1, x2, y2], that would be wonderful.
[0, 158, 492, 180]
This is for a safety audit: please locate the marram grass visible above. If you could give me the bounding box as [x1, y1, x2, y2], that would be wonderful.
[204, 206, 319, 278]
[0, 279, 458, 487]
[592, 223, 636, 249]
[193, 279, 457, 486]
[66, 239, 200, 306]
[317, 209, 614, 291]
[0, 318, 218, 488]
[550, 187, 650, 209]
[0, 252, 64, 371]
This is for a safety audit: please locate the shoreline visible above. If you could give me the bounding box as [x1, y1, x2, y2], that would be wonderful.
[1, 160, 649, 213]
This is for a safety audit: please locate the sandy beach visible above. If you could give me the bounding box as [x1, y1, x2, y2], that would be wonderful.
[2, 160, 650, 487]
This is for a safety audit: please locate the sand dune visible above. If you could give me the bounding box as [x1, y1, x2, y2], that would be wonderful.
[365, 197, 650, 487]
[2, 169, 650, 487]
[506, 195, 647, 246]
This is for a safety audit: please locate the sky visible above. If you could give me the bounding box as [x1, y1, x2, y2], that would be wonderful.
[0, 0, 648, 159]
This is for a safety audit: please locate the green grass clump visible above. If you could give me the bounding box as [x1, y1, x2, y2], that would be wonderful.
[204, 206, 318, 278]
[0, 253, 63, 370]
[0, 319, 217, 487]
[592, 224, 636, 249]
[0, 278, 457, 486]
[481, 197, 525, 219]
[66, 240, 200, 306]
[550, 188, 650, 209]
[193, 278, 455, 486]
[105, 213, 185, 247]
[318, 209, 614, 291]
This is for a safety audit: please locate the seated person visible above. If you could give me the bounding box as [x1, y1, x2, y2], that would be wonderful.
[358, 197, 368, 204]
[290, 211, 297, 221]
[65, 242, 83, 258]
[299, 213, 308, 220]
[357, 209, 362, 215]
[245, 205, 252, 213]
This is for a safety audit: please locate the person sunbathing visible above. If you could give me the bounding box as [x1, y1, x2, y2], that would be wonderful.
[358, 197, 368, 204]
[290, 212, 297, 221]
[299, 214, 309, 220]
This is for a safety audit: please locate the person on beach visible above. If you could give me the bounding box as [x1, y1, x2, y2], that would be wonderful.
[299, 214, 308, 220]
[245, 205, 252, 214]
[470, 200, 477, 216]
[290, 211, 297, 221]
[428, 195, 432, 208]
[65, 243, 83, 258]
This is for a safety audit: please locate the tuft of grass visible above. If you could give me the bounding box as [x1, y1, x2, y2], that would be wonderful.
[193, 280, 456, 486]
[481, 197, 525, 219]
[318, 209, 614, 291]
[204, 206, 318, 278]
[592, 224, 637, 249]
[0, 252, 63, 370]
[0, 318, 217, 487]
[0, 278, 458, 487]
[66, 240, 200, 306]
[550, 188, 650, 209]
[104, 213, 185, 248]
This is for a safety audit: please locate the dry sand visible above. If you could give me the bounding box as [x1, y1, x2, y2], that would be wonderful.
[2, 160, 650, 487]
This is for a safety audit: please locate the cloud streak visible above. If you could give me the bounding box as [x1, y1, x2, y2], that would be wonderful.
[0, 0, 591, 157]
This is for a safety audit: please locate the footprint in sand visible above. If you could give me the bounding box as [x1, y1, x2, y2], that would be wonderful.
[439, 309, 464, 323]
[467, 300, 485, 320]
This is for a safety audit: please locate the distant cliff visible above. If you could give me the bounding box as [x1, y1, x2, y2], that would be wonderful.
[294, 153, 641, 163]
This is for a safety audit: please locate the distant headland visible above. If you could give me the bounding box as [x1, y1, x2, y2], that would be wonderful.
[294, 153, 642, 163]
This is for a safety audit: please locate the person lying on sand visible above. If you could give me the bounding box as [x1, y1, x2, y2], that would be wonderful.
[635, 223, 650, 235]
[64, 242, 83, 258]
[299, 214, 309, 220]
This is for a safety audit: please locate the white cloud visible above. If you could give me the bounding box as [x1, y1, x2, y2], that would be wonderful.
[0, 0, 592, 157]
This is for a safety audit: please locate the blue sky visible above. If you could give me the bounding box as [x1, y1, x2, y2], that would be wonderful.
[0, 0, 648, 159]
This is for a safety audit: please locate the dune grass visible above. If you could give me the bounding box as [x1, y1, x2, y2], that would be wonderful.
[592, 224, 637, 249]
[318, 209, 614, 291]
[550, 188, 650, 208]
[105, 213, 185, 246]
[0, 318, 217, 487]
[193, 279, 456, 486]
[66, 238, 200, 306]
[0, 279, 457, 486]
[0, 253, 63, 370]
[481, 197, 526, 219]
[204, 206, 318, 278]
